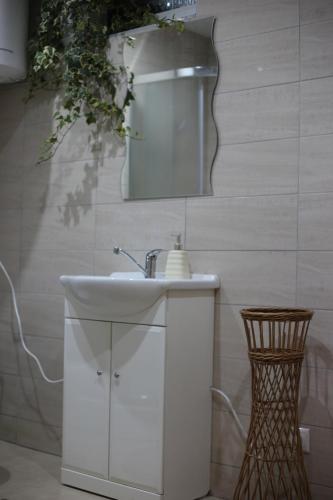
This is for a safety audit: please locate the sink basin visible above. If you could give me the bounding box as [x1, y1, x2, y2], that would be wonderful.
[60, 272, 219, 317]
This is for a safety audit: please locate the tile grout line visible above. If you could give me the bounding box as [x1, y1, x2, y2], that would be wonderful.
[213, 23, 300, 44]
[215, 74, 333, 96]
[215, 302, 333, 312]
[214, 16, 333, 48]
[220, 130, 333, 148]
[184, 197, 188, 250]
[298, 16, 333, 28]
[295, 0, 302, 309]
[215, 80, 300, 97]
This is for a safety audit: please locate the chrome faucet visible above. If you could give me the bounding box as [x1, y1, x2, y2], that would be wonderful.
[113, 247, 163, 278]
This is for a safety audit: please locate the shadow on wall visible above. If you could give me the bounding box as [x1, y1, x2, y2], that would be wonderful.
[300, 342, 333, 429]
[0, 465, 10, 485]
[0, 81, 125, 454]
[58, 162, 98, 227]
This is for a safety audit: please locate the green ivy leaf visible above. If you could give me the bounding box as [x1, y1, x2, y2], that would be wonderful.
[27, 0, 184, 163]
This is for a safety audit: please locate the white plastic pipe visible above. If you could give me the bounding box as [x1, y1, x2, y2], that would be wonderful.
[211, 386, 247, 442]
[0, 260, 63, 384]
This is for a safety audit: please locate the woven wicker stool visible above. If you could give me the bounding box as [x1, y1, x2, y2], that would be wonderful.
[233, 308, 313, 500]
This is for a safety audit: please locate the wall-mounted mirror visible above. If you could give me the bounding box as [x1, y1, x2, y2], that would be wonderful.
[121, 17, 218, 200]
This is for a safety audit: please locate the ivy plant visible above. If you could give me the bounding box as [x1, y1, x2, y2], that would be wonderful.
[28, 0, 183, 162]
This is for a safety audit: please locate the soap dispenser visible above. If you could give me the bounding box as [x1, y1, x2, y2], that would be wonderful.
[165, 234, 191, 279]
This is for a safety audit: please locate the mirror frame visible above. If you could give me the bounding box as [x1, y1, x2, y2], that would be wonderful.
[120, 16, 219, 201]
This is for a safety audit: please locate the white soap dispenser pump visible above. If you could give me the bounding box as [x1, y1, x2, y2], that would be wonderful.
[165, 233, 191, 279]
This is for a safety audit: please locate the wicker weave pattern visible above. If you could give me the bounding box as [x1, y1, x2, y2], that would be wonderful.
[233, 308, 313, 500]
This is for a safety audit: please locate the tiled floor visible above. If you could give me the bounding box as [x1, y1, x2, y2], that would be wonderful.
[0, 440, 218, 500]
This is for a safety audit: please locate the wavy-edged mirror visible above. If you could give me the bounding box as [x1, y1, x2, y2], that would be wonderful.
[121, 16, 218, 200]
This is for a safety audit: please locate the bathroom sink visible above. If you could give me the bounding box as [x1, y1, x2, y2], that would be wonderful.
[60, 272, 219, 316]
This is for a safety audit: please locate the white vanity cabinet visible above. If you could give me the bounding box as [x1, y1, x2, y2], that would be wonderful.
[63, 320, 165, 493]
[63, 319, 111, 479]
[109, 323, 165, 493]
[61, 274, 219, 500]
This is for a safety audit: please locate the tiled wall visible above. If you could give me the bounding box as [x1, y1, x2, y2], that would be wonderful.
[0, 0, 332, 498]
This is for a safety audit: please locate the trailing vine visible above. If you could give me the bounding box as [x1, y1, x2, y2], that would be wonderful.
[28, 0, 183, 162]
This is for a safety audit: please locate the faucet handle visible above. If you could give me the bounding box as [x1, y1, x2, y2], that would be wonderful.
[145, 249, 163, 278]
[145, 248, 163, 258]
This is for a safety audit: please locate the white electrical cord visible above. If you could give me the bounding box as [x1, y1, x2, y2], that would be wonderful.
[211, 387, 247, 442]
[0, 260, 63, 384]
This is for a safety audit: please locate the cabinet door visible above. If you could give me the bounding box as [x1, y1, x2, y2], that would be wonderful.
[63, 319, 111, 478]
[109, 323, 165, 494]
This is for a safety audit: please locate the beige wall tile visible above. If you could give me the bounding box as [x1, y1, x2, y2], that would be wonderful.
[300, 365, 333, 429]
[186, 195, 297, 250]
[24, 90, 57, 126]
[21, 205, 95, 251]
[0, 84, 26, 124]
[23, 121, 55, 167]
[23, 119, 125, 167]
[95, 200, 185, 251]
[0, 251, 20, 291]
[210, 460, 240, 499]
[300, 0, 333, 25]
[0, 331, 19, 376]
[0, 209, 21, 250]
[16, 377, 63, 428]
[301, 20, 333, 79]
[300, 77, 333, 136]
[22, 160, 98, 209]
[52, 118, 126, 164]
[189, 251, 297, 306]
[19, 250, 93, 294]
[0, 161, 23, 183]
[216, 28, 298, 92]
[211, 409, 249, 466]
[0, 293, 13, 334]
[18, 293, 64, 339]
[60, 161, 98, 206]
[215, 304, 248, 360]
[96, 156, 125, 204]
[16, 418, 62, 455]
[213, 139, 298, 197]
[306, 309, 333, 370]
[0, 415, 17, 443]
[0, 374, 20, 416]
[0, 182, 22, 209]
[198, 0, 298, 42]
[216, 83, 299, 144]
[52, 118, 95, 163]
[299, 193, 333, 250]
[212, 464, 333, 498]
[311, 483, 333, 500]
[22, 162, 61, 209]
[299, 134, 333, 193]
[297, 252, 333, 309]
[305, 425, 333, 487]
[0, 122, 25, 169]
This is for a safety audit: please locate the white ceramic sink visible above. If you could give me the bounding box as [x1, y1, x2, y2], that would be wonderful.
[60, 272, 219, 316]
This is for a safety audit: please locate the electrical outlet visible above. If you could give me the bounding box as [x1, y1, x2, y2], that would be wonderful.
[299, 427, 310, 453]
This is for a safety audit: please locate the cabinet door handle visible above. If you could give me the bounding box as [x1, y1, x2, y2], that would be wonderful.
[114, 371, 120, 379]
[96, 370, 103, 376]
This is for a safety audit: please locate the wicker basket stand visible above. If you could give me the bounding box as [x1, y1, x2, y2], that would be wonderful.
[233, 308, 313, 500]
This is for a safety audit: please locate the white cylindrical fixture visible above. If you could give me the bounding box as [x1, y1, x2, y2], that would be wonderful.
[165, 250, 191, 279]
[0, 0, 29, 83]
